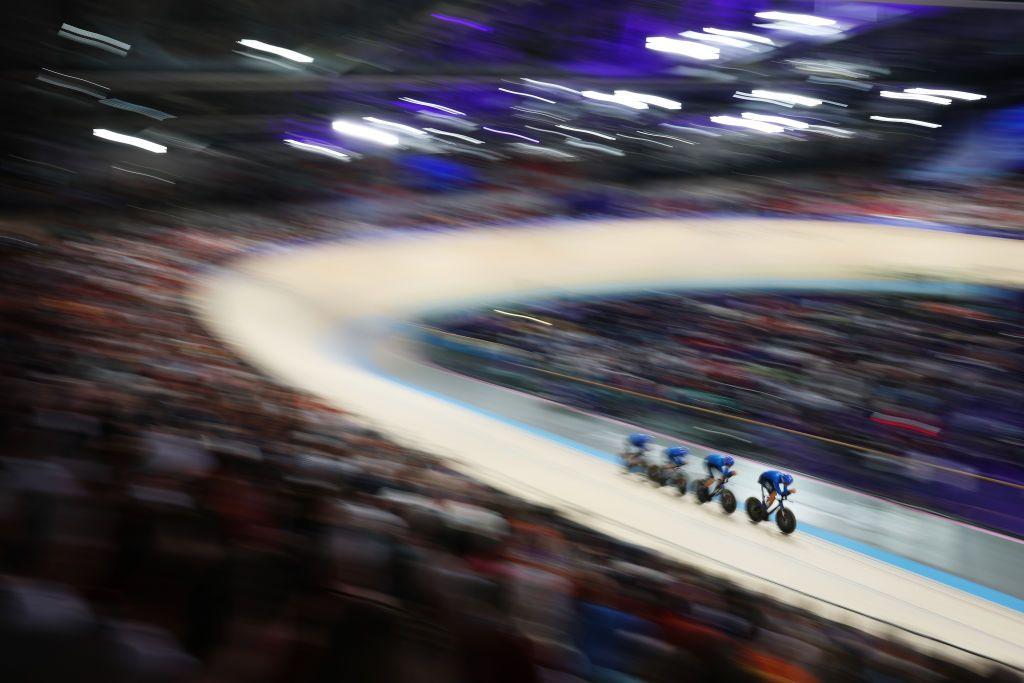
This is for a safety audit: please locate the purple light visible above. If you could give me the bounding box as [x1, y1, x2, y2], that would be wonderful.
[431, 13, 493, 32]
[483, 127, 539, 143]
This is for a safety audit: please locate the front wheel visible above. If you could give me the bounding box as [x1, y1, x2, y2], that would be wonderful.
[746, 497, 766, 523]
[720, 489, 736, 514]
[776, 507, 797, 535]
[647, 465, 664, 485]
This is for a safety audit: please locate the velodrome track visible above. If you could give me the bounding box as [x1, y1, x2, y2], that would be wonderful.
[192, 217, 1024, 669]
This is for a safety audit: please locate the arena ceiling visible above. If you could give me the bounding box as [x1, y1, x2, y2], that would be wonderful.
[3, 0, 1024, 205]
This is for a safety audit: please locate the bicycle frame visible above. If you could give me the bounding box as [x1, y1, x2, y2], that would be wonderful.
[760, 488, 790, 516]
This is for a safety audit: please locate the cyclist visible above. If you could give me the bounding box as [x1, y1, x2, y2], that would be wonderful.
[622, 433, 654, 471]
[702, 453, 735, 489]
[758, 470, 795, 507]
[664, 445, 689, 468]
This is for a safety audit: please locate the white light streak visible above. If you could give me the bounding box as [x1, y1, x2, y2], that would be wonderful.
[680, 31, 751, 48]
[111, 165, 176, 183]
[237, 39, 313, 63]
[702, 28, 774, 45]
[494, 309, 552, 325]
[93, 129, 167, 153]
[749, 90, 822, 106]
[423, 128, 485, 144]
[498, 88, 556, 103]
[635, 131, 695, 144]
[880, 91, 952, 105]
[869, 116, 941, 128]
[740, 112, 810, 129]
[525, 126, 579, 140]
[904, 88, 986, 101]
[284, 139, 352, 161]
[510, 106, 570, 121]
[617, 134, 672, 148]
[580, 90, 648, 109]
[556, 124, 616, 140]
[614, 90, 682, 110]
[509, 144, 576, 159]
[483, 127, 539, 143]
[331, 120, 401, 146]
[710, 115, 785, 133]
[362, 116, 428, 136]
[755, 22, 842, 36]
[644, 37, 720, 60]
[520, 79, 581, 94]
[565, 140, 626, 156]
[399, 97, 465, 115]
[754, 12, 837, 26]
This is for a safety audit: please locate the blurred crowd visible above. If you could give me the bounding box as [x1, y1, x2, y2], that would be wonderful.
[1, 184, 1022, 682]
[434, 292, 1024, 534]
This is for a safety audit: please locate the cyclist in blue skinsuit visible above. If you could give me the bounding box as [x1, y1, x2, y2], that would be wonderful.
[664, 445, 688, 468]
[758, 470, 796, 506]
[622, 433, 653, 471]
[702, 453, 735, 489]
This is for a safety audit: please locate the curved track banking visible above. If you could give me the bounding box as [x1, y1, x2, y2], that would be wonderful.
[193, 217, 1024, 669]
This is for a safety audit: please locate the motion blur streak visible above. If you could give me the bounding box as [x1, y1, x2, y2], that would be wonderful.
[92, 128, 167, 153]
[236, 39, 313, 63]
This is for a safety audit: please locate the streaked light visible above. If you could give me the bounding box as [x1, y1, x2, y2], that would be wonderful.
[284, 139, 352, 161]
[40, 68, 109, 91]
[880, 91, 952, 105]
[498, 88, 556, 104]
[237, 39, 313, 63]
[617, 134, 672, 148]
[510, 106, 570, 121]
[331, 120, 401, 146]
[565, 140, 626, 156]
[580, 90, 649, 110]
[806, 125, 855, 138]
[680, 31, 751, 48]
[494, 309, 552, 325]
[635, 130, 695, 144]
[362, 116, 428, 136]
[399, 97, 465, 116]
[904, 88, 986, 101]
[710, 115, 785, 133]
[520, 78, 581, 94]
[430, 13, 492, 31]
[59, 24, 130, 56]
[100, 99, 175, 121]
[482, 127, 539, 143]
[754, 11, 837, 27]
[111, 165, 175, 183]
[741, 112, 809, 129]
[415, 111, 478, 129]
[614, 90, 682, 110]
[525, 126, 579, 140]
[702, 28, 774, 46]
[423, 128, 484, 144]
[755, 23, 842, 37]
[509, 144, 576, 160]
[869, 116, 941, 128]
[644, 37, 720, 61]
[749, 90, 822, 106]
[556, 124, 615, 140]
[93, 129, 167, 153]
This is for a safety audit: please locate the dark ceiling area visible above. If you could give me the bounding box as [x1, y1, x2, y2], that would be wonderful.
[3, 0, 1024, 207]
